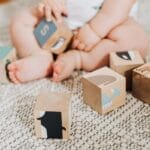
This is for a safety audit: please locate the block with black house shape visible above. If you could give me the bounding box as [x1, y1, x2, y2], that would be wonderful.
[0, 46, 16, 83]
[34, 91, 71, 139]
[132, 63, 150, 104]
[34, 19, 73, 55]
[82, 67, 126, 115]
[110, 51, 144, 90]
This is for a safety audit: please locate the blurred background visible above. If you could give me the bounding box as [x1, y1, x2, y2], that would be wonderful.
[0, 0, 41, 45]
[0, 0, 149, 60]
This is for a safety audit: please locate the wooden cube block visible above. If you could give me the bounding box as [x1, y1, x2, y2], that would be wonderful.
[82, 67, 126, 115]
[34, 91, 71, 139]
[0, 46, 16, 83]
[132, 63, 150, 104]
[34, 19, 73, 55]
[110, 51, 144, 90]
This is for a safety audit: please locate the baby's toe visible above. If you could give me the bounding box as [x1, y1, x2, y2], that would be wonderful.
[53, 61, 64, 74]
[8, 71, 20, 84]
[53, 59, 66, 81]
[7, 63, 17, 71]
[53, 72, 60, 82]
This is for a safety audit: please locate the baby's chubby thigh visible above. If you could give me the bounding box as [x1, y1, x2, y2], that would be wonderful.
[107, 17, 149, 57]
[10, 6, 45, 57]
[8, 6, 55, 83]
[10, 6, 43, 30]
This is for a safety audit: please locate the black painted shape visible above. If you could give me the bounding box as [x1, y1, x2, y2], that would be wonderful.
[5, 59, 11, 81]
[37, 111, 66, 139]
[116, 51, 132, 60]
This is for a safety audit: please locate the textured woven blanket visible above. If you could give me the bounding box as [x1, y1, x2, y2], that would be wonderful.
[0, 0, 150, 150]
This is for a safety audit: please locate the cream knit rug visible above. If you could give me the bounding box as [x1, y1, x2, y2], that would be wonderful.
[0, 0, 150, 150]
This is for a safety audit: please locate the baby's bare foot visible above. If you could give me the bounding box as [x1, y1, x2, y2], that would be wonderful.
[53, 50, 81, 82]
[7, 52, 53, 83]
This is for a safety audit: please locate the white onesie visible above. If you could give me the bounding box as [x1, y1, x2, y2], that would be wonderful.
[65, 0, 139, 30]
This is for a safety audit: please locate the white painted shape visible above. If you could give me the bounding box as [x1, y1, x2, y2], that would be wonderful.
[129, 51, 135, 60]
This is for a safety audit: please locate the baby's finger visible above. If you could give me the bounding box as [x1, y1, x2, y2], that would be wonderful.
[52, 7, 62, 22]
[77, 42, 86, 51]
[62, 8, 68, 16]
[61, 1, 68, 16]
[45, 6, 52, 21]
[38, 3, 45, 13]
[73, 30, 78, 35]
[62, 5, 68, 16]
[72, 39, 80, 49]
[84, 45, 92, 52]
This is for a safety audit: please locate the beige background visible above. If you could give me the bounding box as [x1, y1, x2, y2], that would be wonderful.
[138, 0, 150, 61]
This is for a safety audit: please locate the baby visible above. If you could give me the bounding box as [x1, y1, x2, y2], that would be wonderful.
[8, 0, 148, 83]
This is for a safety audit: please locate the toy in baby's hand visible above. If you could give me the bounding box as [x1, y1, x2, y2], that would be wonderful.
[34, 18, 73, 55]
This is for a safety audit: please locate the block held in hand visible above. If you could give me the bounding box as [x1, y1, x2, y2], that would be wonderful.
[34, 19, 73, 55]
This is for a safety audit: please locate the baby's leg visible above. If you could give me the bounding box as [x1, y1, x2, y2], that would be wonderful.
[8, 7, 53, 83]
[10, 7, 44, 57]
[53, 18, 148, 82]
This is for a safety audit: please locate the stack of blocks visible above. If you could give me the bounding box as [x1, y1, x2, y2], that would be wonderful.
[32, 18, 149, 139]
[0, 46, 16, 83]
[34, 19, 73, 55]
[82, 50, 146, 115]
[34, 50, 148, 138]
[34, 91, 71, 139]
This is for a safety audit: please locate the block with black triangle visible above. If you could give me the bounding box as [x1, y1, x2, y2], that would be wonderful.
[110, 50, 144, 90]
[34, 91, 71, 139]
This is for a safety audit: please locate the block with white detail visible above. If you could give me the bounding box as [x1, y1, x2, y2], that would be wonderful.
[82, 67, 126, 115]
[34, 19, 73, 55]
[110, 51, 144, 90]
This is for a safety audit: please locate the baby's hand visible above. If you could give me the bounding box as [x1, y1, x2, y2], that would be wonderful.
[72, 24, 100, 52]
[38, 0, 68, 22]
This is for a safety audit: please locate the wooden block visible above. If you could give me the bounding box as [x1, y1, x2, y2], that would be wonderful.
[132, 63, 150, 104]
[0, 46, 16, 83]
[34, 91, 71, 139]
[34, 19, 73, 55]
[110, 51, 144, 90]
[82, 67, 126, 115]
